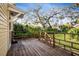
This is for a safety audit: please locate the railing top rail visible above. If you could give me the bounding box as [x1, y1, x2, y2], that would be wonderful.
[12, 31, 79, 35]
[55, 38, 79, 44]
[47, 32, 79, 35]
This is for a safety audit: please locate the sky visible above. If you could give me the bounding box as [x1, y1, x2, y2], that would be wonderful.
[16, 3, 73, 11]
[15, 3, 79, 27]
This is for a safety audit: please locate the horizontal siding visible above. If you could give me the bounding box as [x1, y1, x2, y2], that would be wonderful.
[0, 4, 8, 19]
[0, 3, 10, 56]
[0, 11, 8, 23]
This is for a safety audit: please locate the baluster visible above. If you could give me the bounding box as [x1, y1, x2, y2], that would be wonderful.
[44, 32, 46, 40]
[43, 32, 46, 42]
[49, 38, 51, 45]
[46, 33, 47, 43]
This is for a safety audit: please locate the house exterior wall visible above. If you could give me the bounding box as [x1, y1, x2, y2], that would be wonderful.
[0, 3, 10, 56]
[0, 3, 24, 56]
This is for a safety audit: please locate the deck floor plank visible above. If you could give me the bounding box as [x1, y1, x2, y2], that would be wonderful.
[7, 38, 71, 56]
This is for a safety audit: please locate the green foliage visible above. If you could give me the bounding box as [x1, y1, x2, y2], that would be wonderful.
[13, 23, 42, 38]
[25, 25, 42, 37]
[74, 19, 79, 24]
[13, 23, 26, 32]
[13, 23, 26, 36]
[68, 28, 79, 40]
[68, 28, 79, 34]
[59, 25, 69, 33]
[46, 27, 60, 33]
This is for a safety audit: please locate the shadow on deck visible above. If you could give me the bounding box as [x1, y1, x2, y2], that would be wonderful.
[7, 38, 71, 56]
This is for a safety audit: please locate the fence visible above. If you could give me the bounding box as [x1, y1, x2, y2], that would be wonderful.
[12, 31, 79, 55]
[39, 32, 79, 56]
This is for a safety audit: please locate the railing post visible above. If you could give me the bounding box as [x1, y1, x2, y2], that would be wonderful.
[70, 41, 73, 56]
[70, 33, 73, 56]
[64, 33, 66, 49]
[53, 33, 55, 47]
[77, 33, 79, 41]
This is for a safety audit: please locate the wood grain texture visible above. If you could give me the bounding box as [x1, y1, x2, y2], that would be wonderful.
[7, 38, 71, 56]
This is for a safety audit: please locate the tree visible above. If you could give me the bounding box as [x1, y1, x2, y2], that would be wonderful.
[29, 6, 67, 29]
[23, 4, 79, 30]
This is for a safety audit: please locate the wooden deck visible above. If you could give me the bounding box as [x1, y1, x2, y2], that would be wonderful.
[7, 38, 71, 56]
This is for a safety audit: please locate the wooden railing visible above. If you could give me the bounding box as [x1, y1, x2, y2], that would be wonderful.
[12, 31, 40, 39]
[39, 32, 55, 47]
[12, 31, 79, 55]
[39, 32, 79, 56]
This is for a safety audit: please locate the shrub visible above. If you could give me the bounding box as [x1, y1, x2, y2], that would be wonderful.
[68, 28, 79, 40]
[46, 27, 59, 33]
[13, 23, 42, 38]
[59, 25, 69, 33]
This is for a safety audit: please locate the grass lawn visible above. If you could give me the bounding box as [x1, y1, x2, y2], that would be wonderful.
[48, 34, 79, 53]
